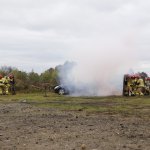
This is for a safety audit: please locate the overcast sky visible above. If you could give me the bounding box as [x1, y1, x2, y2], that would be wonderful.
[0, 0, 150, 73]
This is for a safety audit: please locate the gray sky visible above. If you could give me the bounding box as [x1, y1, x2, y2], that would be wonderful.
[0, 0, 150, 73]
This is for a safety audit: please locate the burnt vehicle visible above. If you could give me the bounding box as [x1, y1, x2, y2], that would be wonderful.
[54, 84, 93, 96]
[54, 85, 70, 95]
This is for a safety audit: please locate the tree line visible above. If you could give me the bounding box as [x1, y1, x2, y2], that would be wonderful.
[0, 61, 74, 92]
[0, 66, 61, 92]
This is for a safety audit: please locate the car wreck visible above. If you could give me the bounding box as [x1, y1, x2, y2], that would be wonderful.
[54, 85, 70, 95]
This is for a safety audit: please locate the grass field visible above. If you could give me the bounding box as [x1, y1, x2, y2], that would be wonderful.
[0, 92, 150, 150]
[0, 92, 149, 118]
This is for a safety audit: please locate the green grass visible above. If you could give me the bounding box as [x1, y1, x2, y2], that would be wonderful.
[0, 92, 150, 117]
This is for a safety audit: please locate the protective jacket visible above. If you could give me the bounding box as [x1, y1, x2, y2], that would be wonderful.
[137, 78, 144, 88]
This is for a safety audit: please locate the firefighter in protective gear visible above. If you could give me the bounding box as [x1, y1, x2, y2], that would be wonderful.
[8, 74, 16, 95]
[127, 75, 135, 96]
[123, 75, 129, 96]
[130, 75, 137, 96]
[126, 75, 131, 95]
[0, 75, 5, 95]
[136, 76, 145, 96]
[145, 77, 150, 95]
[2, 76, 10, 95]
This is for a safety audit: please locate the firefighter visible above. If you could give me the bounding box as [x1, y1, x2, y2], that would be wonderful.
[2, 76, 10, 95]
[131, 75, 138, 96]
[8, 74, 16, 95]
[127, 75, 135, 96]
[136, 75, 145, 96]
[131, 75, 137, 95]
[0, 74, 5, 95]
[123, 74, 129, 96]
[145, 77, 150, 95]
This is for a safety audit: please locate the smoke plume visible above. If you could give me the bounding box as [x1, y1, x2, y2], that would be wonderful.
[58, 38, 137, 96]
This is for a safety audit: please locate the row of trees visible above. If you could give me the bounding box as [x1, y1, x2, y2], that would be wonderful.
[0, 61, 74, 92]
[0, 66, 61, 92]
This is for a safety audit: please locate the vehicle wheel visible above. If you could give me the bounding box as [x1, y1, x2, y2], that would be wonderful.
[58, 89, 65, 95]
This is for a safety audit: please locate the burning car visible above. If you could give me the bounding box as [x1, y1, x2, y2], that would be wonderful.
[54, 85, 70, 95]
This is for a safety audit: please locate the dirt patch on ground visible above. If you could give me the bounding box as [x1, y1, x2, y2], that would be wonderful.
[0, 102, 149, 150]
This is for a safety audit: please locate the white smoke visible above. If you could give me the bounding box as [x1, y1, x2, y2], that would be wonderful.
[58, 38, 137, 96]
[56, 0, 149, 96]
